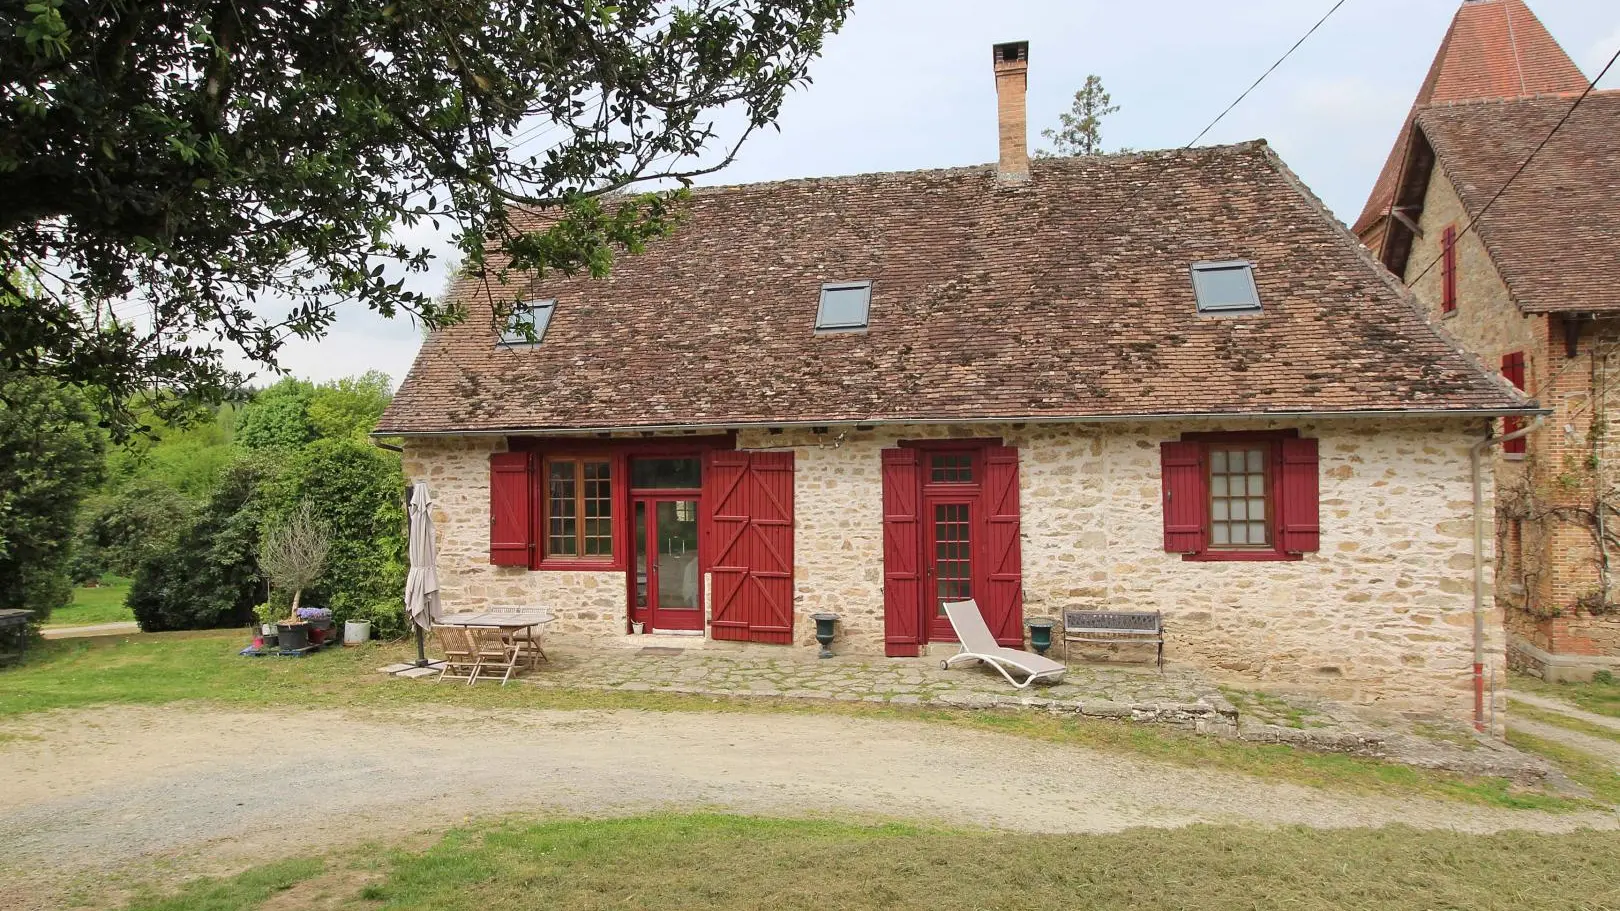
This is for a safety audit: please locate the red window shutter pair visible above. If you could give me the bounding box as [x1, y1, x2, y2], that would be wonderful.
[489, 452, 533, 566]
[705, 450, 795, 644]
[1159, 438, 1320, 555]
[1501, 352, 1527, 454]
[1440, 225, 1459, 314]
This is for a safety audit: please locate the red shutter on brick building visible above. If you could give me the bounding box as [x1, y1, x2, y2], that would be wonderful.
[704, 450, 795, 644]
[1160, 441, 1206, 554]
[881, 448, 923, 656]
[1278, 437, 1321, 554]
[1441, 225, 1458, 313]
[979, 446, 1025, 647]
[489, 451, 533, 566]
[1502, 351, 1527, 454]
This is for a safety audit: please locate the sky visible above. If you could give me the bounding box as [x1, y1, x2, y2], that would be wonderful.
[253, 0, 1620, 390]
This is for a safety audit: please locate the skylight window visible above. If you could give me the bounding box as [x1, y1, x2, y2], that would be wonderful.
[1190, 261, 1262, 314]
[499, 299, 556, 345]
[815, 281, 872, 332]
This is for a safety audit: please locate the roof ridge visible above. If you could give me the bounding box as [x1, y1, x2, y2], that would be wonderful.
[673, 141, 1269, 197]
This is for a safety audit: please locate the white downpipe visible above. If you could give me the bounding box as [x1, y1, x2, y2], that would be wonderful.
[1470, 415, 1544, 732]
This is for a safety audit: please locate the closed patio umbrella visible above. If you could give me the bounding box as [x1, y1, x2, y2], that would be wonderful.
[405, 481, 443, 666]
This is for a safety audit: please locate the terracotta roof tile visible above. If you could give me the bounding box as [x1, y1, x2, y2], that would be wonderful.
[1353, 0, 1586, 237]
[379, 142, 1528, 434]
[1415, 92, 1620, 314]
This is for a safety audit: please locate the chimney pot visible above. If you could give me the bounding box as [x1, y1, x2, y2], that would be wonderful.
[992, 41, 1030, 182]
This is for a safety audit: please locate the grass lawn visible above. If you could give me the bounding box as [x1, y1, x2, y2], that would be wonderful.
[45, 577, 135, 627]
[1511, 670, 1620, 719]
[0, 633, 1597, 813]
[118, 813, 1620, 911]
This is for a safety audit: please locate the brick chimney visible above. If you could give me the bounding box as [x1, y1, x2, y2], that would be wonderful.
[992, 41, 1030, 182]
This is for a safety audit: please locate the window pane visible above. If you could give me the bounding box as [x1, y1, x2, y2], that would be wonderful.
[816, 283, 872, 330]
[1192, 263, 1261, 312]
[1207, 443, 1272, 551]
[631, 458, 701, 489]
[500, 299, 556, 344]
[929, 453, 974, 483]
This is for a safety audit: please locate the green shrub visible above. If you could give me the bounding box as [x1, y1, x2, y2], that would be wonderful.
[357, 598, 412, 641]
[259, 438, 406, 627]
[0, 371, 106, 624]
[127, 459, 269, 631]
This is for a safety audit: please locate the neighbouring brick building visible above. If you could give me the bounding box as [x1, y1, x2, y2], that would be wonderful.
[381, 42, 1537, 725]
[1356, 0, 1620, 680]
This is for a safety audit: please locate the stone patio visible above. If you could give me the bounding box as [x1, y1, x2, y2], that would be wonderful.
[381, 637, 1550, 781]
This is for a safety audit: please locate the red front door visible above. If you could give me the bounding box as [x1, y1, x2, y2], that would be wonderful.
[924, 496, 975, 642]
[632, 496, 704, 632]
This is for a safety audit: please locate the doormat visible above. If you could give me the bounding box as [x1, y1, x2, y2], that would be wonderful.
[638, 647, 686, 656]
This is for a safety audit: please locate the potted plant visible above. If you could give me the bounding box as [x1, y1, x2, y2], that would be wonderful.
[258, 503, 330, 652]
[253, 602, 281, 648]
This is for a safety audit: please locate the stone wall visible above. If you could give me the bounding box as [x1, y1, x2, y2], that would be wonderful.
[1405, 167, 1620, 668]
[404, 416, 1501, 721]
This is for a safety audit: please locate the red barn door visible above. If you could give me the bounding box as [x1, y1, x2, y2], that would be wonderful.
[705, 451, 795, 644]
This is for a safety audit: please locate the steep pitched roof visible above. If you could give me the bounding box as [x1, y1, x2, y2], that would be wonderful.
[1407, 92, 1620, 314]
[1353, 0, 1586, 239]
[380, 142, 1528, 435]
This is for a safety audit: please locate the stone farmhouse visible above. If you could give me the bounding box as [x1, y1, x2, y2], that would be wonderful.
[1355, 0, 1620, 681]
[380, 41, 1539, 725]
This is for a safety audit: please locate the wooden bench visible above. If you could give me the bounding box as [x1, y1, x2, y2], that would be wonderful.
[1061, 610, 1164, 670]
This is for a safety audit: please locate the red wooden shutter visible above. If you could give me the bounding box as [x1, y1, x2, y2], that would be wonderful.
[489, 451, 533, 566]
[881, 448, 923, 657]
[979, 446, 1024, 648]
[1160, 441, 1206, 554]
[1501, 352, 1527, 454]
[1441, 225, 1458, 314]
[704, 451, 795, 644]
[1279, 437, 1321, 554]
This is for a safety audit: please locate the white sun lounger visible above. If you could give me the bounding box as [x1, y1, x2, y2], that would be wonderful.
[940, 600, 1068, 689]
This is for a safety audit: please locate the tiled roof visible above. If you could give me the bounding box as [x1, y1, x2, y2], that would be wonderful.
[1414, 92, 1620, 314]
[1353, 0, 1586, 238]
[379, 142, 1529, 434]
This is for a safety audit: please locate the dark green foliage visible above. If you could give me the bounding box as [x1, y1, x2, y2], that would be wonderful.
[127, 459, 268, 631]
[78, 481, 197, 577]
[357, 599, 413, 641]
[0, 372, 105, 623]
[2, 0, 851, 436]
[262, 439, 407, 625]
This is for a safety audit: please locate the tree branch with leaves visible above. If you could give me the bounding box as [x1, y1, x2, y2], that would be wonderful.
[1, 0, 852, 436]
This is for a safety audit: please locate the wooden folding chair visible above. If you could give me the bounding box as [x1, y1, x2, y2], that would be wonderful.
[491, 606, 547, 668]
[467, 625, 520, 685]
[432, 625, 478, 685]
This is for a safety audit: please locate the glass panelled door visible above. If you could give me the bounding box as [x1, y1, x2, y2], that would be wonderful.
[629, 455, 705, 633]
[925, 498, 974, 642]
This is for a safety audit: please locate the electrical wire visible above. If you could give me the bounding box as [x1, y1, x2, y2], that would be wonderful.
[1102, 0, 1350, 223]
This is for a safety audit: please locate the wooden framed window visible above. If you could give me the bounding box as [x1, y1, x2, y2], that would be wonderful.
[1208, 445, 1271, 549]
[928, 452, 975, 484]
[545, 457, 613, 560]
[1440, 224, 1459, 315]
[1160, 431, 1319, 562]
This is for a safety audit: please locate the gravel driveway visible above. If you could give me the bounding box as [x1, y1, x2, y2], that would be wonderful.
[1, 704, 1615, 909]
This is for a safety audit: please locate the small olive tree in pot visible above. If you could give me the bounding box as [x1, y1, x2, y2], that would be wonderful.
[258, 504, 331, 647]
